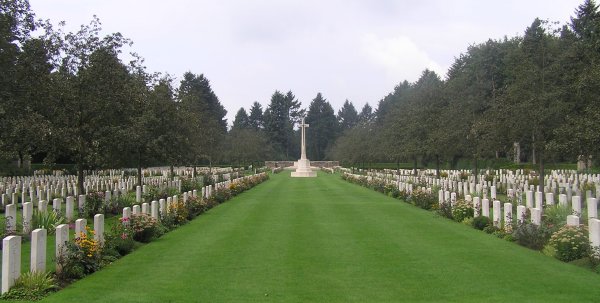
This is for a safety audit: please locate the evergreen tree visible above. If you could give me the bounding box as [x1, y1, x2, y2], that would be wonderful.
[337, 99, 359, 133]
[305, 93, 337, 160]
[263, 90, 304, 159]
[248, 101, 264, 130]
[358, 103, 374, 125]
[178, 72, 227, 169]
[232, 107, 250, 131]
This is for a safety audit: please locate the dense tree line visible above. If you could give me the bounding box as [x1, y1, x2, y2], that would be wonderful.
[0, 1, 229, 189]
[3, 0, 599, 181]
[330, 0, 600, 178]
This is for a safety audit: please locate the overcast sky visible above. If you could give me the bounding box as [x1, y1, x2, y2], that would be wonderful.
[29, 0, 583, 125]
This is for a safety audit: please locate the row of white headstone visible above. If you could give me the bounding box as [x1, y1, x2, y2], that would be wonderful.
[342, 171, 600, 257]
[438, 190, 600, 255]
[0, 175, 186, 210]
[1, 214, 105, 294]
[1, 172, 265, 294]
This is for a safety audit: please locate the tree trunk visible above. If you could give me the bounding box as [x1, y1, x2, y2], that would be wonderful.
[532, 134, 536, 165]
[137, 150, 142, 187]
[539, 151, 545, 192]
[473, 156, 479, 184]
[435, 154, 440, 178]
[193, 165, 197, 180]
[170, 165, 174, 181]
[413, 156, 418, 176]
[77, 163, 85, 196]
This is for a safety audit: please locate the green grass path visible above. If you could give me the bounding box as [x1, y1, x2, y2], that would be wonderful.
[42, 172, 600, 302]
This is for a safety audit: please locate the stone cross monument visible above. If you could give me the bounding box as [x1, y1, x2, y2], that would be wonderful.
[291, 118, 317, 177]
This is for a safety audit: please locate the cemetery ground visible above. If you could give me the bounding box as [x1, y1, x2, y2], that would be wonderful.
[36, 171, 600, 302]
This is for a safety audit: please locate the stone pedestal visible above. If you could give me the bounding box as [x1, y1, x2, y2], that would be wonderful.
[291, 159, 316, 178]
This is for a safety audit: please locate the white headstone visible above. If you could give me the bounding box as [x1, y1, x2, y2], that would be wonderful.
[572, 196, 582, 216]
[516, 205, 526, 223]
[588, 198, 598, 219]
[151, 201, 159, 220]
[589, 218, 600, 254]
[526, 191, 533, 208]
[122, 207, 131, 227]
[504, 203, 512, 229]
[30, 228, 47, 273]
[2, 236, 21, 294]
[132, 205, 140, 215]
[55, 224, 69, 273]
[78, 194, 86, 210]
[493, 200, 501, 227]
[136, 186, 142, 203]
[75, 219, 86, 237]
[566, 215, 580, 226]
[473, 197, 481, 217]
[94, 214, 104, 244]
[545, 192, 554, 206]
[64, 196, 74, 222]
[482, 198, 490, 218]
[531, 208, 542, 225]
[5, 204, 16, 233]
[159, 199, 166, 217]
[535, 192, 543, 209]
[23, 202, 33, 233]
[558, 194, 567, 207]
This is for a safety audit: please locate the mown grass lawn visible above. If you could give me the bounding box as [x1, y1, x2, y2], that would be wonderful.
[42, 171, 600, 302]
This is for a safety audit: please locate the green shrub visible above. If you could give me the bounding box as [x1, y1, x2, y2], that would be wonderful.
[410, 190, 437, 210]
[181, 178, 204, 192]
[56, 228, 103, 281]
[131, 214, 161, 243]
[472, 216, 492, 230]
[81, 191, 105, 218]
[29, 210, 65, 234]
[0, 271, 56, 301]
[105, 218, 135, 256]
[214, 188, 232, 203]
[452, 199, 474, 223]
[543, 205, 570, 228]
[529, 177, 539, 186]
[436, 202, 453, 220]
[548, 225, 590, 262]
[483, 224, 499, 234]
[512, 222, 552, 250]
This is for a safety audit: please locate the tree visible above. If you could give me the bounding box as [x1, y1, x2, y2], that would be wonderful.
[444, 38, 515, 175]
[336, 99, 358, 134]
[263, 90, 304, 159]
[499, 18, 563, 183]
[0, 0, 37, 164]
[177, 72, 227, 170]
[329, 124, 377, 169]
[232, 107, 250, 131]
[358, 103, 374, 125]
[225, 128, 273, 167]
[305, 93, 337, 160]
[47, 16, 133, 194]
[8, 37, 53, 167]
[248, 101, 264, 130]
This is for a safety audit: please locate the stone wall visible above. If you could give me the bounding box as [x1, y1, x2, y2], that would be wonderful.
[265, 161, 339, 168]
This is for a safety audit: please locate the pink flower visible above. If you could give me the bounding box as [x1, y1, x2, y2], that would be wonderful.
[121, 233, 128, 240]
